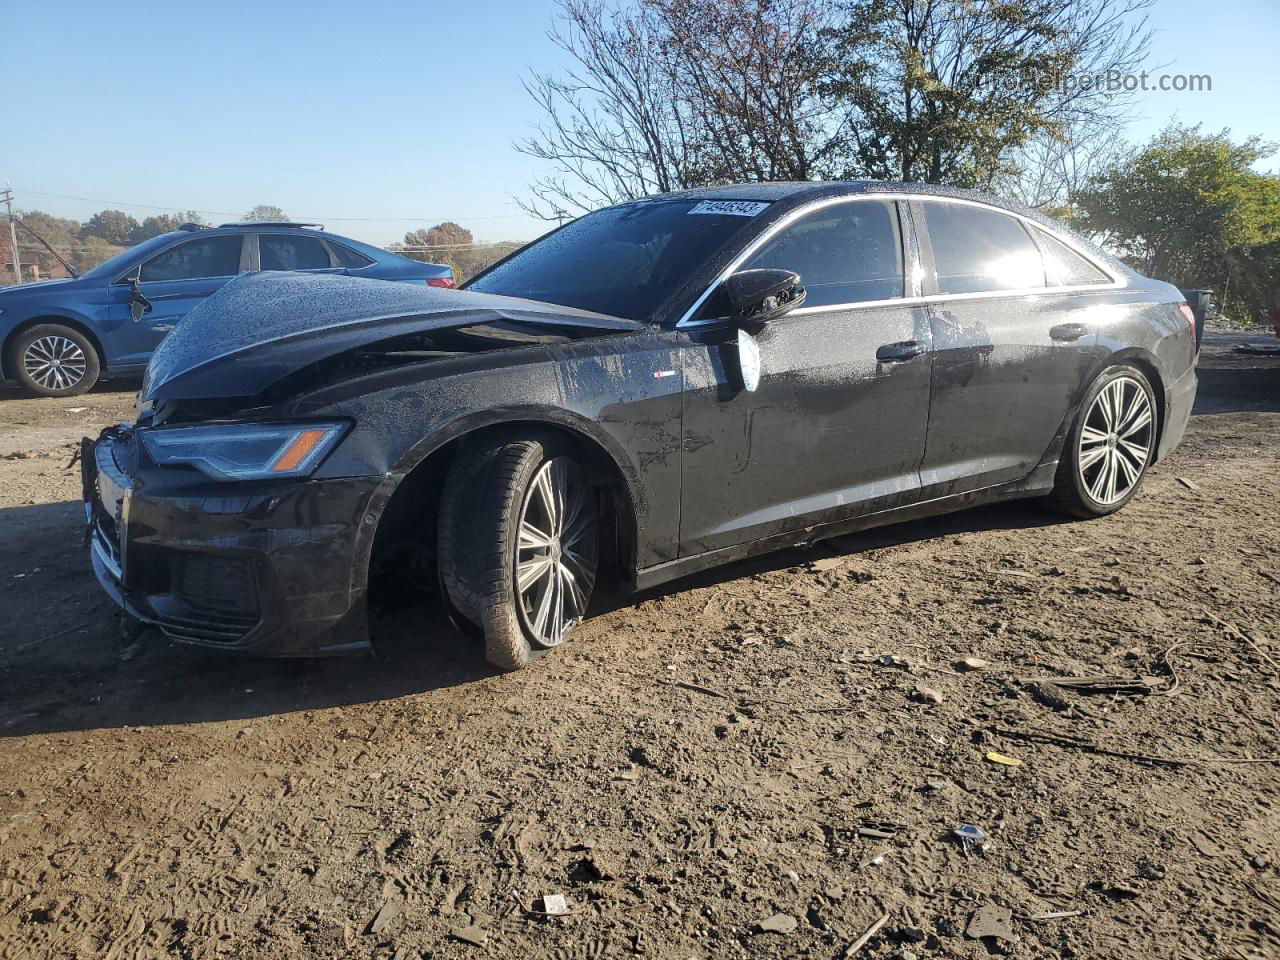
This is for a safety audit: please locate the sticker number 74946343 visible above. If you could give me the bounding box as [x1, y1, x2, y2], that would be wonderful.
[687, 200, 771, 217]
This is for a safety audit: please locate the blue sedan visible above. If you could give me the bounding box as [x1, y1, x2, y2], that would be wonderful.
[0, 222, 454, 396]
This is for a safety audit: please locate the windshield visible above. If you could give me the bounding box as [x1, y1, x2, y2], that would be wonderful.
[80, 233, 184, 281]
[465, 199, 768, 321]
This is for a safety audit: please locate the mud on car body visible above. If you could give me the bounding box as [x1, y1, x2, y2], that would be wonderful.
[82, 181, 1199, 669]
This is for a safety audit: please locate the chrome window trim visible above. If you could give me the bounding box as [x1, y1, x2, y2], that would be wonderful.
[675, 192, 1123, 329]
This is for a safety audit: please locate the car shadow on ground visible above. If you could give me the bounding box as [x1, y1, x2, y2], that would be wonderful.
[607, 497, 1070, 612]
[0, 495, 1066, 739]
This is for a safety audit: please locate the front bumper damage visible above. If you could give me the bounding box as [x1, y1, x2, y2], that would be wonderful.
[82, 426, 383, 656]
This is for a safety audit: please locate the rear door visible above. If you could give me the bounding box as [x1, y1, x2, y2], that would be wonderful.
[107, 234, 248, 366]
[912, 199, 1111, 496]
[678, 198, 933, 555]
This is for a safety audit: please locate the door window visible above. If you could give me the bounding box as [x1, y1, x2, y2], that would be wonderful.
[921, 202, 1046, 295]
[1034, 229, 1111, 286]
[139, 236, 243, 282]
[259, 234, 332, 271]
[741, 200, 903, 307]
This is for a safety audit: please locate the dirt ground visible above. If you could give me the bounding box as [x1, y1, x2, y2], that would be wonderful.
[1, 332, 1278, 960]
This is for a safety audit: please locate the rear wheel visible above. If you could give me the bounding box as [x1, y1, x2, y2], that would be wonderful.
[438, 432, 599, 670]
[11, 324, 101, 397]
[1048, 364, 1157, 518]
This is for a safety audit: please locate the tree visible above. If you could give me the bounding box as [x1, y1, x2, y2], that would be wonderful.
[243, 204, 287, 222]
[81, 209, 139, 245]
[520, 0, 1155, 217]
[823, 0, 1153, 188]
[399, 223, 516, 283]
[1075, 124, 1280, 324]
[130, 214, 185, 241]
[516, 0, 850, 220]
[404, 222, 473, 249]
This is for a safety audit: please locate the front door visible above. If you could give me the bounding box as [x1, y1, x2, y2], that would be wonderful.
[107, 234, 247, 367]
[678, 198, 932, 556]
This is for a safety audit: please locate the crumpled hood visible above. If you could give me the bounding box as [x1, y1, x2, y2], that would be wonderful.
[142, 271, 641, 403]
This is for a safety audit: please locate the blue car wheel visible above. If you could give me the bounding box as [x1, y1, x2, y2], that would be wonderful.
[11, 324, 102, 397]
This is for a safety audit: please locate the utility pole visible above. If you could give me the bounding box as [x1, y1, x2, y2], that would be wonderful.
[2, 184, 19, 283]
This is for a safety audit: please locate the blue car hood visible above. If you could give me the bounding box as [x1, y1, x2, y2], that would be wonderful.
[142, 271, 641, 403]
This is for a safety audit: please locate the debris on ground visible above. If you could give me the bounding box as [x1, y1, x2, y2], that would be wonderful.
[912, 683, 943, 705]
[986, 751, 1023, 767]
[366, 898, 402, 935]
[955, 656, 989, 671]
[1022, 909, 1085, 921]
[450, 925, 488, 946]
[952, 823, 987, 856]
[1233, 341, 1280, 354]
[844, 912, 889, 956]
[755, 913, 798, 934]
[537, 893, 571, 916]
[966, 904, 1016, 941]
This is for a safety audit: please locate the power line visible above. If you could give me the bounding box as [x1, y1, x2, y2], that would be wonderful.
[20, 188, 530, 222]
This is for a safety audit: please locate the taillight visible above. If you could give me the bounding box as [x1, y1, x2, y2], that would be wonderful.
[427, 277, 456, 289]
[1178, 302, 1197, 347]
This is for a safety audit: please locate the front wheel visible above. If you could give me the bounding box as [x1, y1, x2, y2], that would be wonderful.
[438, 432, 599, 670]
[11, 324, 101, 397]
[1048, 364, 1158, 518]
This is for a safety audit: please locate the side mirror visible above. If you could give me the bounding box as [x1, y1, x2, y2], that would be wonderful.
[128, 277, 153, 323]
[720, 268, 805, 325]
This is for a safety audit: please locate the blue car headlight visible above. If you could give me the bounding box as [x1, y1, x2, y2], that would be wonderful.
[140, 422, 348, 481]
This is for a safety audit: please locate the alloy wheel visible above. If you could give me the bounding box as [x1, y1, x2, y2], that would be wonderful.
[514, 456, 597, 647]
[1078, 375, 1154, 505]
[24, 336, 88, 391]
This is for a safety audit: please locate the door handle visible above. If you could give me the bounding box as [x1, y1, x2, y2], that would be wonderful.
[1049, 322, 1089, 342]
[876, 340, 926, 363]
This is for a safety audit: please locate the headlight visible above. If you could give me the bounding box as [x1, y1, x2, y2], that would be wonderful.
[141, 422, 348, 481]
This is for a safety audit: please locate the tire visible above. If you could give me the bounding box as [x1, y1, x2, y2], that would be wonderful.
[1047, 363, 1158, 518]
[10, 324, 101, 397]
[438, 431, 599, 670]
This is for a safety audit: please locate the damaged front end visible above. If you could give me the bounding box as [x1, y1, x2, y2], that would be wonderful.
[82, 272, 642, 656]
[82, 421, 387, 654]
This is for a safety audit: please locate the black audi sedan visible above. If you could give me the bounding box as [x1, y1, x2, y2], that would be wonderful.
[83, 182, 1198, 669]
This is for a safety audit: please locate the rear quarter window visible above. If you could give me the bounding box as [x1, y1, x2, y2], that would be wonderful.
[329, 242, 375, 269]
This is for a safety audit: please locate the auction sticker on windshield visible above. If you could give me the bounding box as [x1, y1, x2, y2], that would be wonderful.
[688, 200, 771, 217]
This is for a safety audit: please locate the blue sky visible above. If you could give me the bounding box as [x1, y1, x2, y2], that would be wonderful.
[4, 0, 1278, 247]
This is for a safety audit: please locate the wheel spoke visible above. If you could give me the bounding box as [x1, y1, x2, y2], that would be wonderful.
[519, 520, 554, 551]
[534, 468, 557, 531]
[517, 555, 553, 594]
[559, 562, 586, 618]
[1080, 426, 1108, 447]
[1079, 444, 1108, 472]
[1118, 437, 1148, 465]
[1113, 448, 1140, 488]
[1120, 408, 1152, 439]
[532, 566, 556, 636]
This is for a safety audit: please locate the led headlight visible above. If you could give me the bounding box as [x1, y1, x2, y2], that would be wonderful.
[141, 422, 348, 481]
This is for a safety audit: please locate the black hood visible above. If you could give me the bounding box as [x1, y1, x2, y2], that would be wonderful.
[142, 271, 642, 403]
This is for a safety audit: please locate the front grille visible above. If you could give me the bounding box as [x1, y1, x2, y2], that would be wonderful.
[174, 554, 260, 619]
[155, 614, 257, 645]
[150, 555, 262, 645]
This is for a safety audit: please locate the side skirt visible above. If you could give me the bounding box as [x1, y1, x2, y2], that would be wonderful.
[632, 461, 1058, 592]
